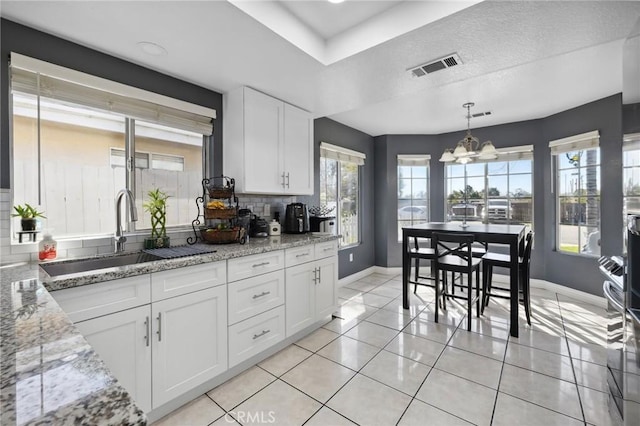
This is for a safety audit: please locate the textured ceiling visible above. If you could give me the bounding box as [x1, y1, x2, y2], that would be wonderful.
[1, 1, 639, 136]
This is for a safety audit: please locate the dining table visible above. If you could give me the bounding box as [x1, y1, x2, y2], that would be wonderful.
[402, 222, 527, 338]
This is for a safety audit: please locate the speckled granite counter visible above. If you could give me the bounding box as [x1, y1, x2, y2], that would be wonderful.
[1, 234, 337, 425]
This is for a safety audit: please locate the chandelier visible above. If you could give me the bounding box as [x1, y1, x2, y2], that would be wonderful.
[439, 102, 498, 164]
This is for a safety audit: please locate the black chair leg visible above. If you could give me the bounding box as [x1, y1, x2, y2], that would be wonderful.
[476, 268, 480, 317]
[522, 268, 532, 325]
[414, 259, 420, 293]
[466, 271, 472, 331]
[434, 267, 440, 323]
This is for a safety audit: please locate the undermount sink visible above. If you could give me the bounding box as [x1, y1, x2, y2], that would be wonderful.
[40, 252, 163, 277]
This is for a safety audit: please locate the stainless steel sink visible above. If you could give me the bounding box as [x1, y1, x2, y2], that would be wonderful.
[40, 252, 163, 277]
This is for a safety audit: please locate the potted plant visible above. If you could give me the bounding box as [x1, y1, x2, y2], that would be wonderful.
[143, 188, 170, 249]
[12, 203, 46, 231]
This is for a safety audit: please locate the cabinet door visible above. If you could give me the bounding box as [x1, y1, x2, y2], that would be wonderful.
[152, 286, 227, 408]
[285, 263, 315, 337]
[244, 88, 284, 193]
[283, 103, 313, 195]
[315, 256, 338, 321]
[76, 305, 152, 413]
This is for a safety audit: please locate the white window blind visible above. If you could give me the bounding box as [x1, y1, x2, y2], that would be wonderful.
[10, 53, 215, 135]
[549, 130, 600, 154]
[320, 142, 366, 165]
[397, 154, 431, 166]
[624, 133, 640, 151]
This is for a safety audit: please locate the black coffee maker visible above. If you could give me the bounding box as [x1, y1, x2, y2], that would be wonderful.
[284, 203, 309, 233]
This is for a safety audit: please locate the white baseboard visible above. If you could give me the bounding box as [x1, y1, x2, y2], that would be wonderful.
[340, 267, 606, 308]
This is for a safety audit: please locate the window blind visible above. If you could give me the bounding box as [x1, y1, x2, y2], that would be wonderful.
[623, 133, 640, 151]
[10, 53, 215, 135]
[320, 142, 366, 165]
[397, 154, 431, 166]
[488, 145, 533, 162]
[549, 130, 600, 154]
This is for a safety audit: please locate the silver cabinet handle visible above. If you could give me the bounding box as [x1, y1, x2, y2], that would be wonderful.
[253, 329, 271, 340]
[296, 252, 309, 258]
[157, 313, 162, 342]
[252, 291, 271, 299]
[286, 172, 290, 188]
[144, 316, 150, 347]
[312, 268, 318, 284]
[252, 261, 270, 268]
[281, 172, 286, 188]
[318, 267, 321, 283]
[324, 247, 333, 251]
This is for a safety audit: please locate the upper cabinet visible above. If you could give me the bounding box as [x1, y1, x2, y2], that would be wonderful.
[223, 87, 313, 195]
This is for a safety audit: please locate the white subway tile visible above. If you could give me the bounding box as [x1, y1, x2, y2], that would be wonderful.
[66, 247, 98, 258]
[82, 237, 112, 248]
[10, 243, 38, 255]
[57, 240, 83, 250]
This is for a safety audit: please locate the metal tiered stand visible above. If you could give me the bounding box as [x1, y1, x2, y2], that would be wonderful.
[188, 176, 246, 245]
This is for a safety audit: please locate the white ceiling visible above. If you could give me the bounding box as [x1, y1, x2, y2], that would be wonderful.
[1, 1, 639, 137]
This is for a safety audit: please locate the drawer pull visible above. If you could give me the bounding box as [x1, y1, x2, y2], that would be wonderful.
[296, 253, 309, 258]
[253, 329, 271, 340]
[157, 313, 162, 342]
[324, 247, 333, 251]
[252, 261, 270, 268]
[252, 291, 271, 299]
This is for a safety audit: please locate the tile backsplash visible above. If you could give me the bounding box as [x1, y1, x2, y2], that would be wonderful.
[0, 189, 297, 264]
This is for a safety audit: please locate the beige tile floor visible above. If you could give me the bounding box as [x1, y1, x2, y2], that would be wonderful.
[153, 272, 613, 426]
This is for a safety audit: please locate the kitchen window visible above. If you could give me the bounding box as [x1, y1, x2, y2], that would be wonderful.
[397, 155, 430, 241]
[624, 133, 640, 218]
[319, 142, 365, 248]
[550, 131, 601, 256]
[9, 53, 215, 240]
[444, 145, 533, 228]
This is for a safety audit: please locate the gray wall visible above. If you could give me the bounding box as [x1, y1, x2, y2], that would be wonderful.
[375, 95, 623, 296]
[0, 19, 224, 189]
[303, 118, 375, 279]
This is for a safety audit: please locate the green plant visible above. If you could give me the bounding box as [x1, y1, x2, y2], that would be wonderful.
[12, 203, 46, 219]
[143, 189, 169, 239]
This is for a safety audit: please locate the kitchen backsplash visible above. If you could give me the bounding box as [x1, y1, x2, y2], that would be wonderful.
[0, 189, 297, 264]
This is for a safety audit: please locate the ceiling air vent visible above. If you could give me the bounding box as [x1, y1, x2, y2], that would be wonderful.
[409, 53, 462, 78]
[472, 111, 492, 118]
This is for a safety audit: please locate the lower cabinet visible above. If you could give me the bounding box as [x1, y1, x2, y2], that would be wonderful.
[151, 285, 227, 408]
[74, 284, 227, 411]
[285, 254, 337, 337]
[75, 305, 152, 413]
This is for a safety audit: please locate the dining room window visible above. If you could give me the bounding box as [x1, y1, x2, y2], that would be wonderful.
[624, 133, 640, 218]
[444, 145, 533, 228]
[9, 53, 214, 240]
[319, 142, 365, 248]
[550, 131, 601, 256]
[397, 155, 430, 241]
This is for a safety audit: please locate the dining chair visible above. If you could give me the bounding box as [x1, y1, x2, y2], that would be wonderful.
[433, 232, 482, 331]
[408, 237, 437, 293]
[481, 230, 534, 325]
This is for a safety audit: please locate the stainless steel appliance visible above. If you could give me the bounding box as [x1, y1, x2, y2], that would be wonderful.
[309, 216, 336, 235]
[600, 214, 640, 425]
[250, 215, 269, 238]
[284, 203, 309, 234]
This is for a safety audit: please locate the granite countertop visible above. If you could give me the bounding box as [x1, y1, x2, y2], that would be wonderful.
[0, 233, 337, 425]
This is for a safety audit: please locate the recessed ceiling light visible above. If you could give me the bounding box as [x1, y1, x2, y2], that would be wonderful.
[328, 0, 345, 4]
[137, 41, 168, 56]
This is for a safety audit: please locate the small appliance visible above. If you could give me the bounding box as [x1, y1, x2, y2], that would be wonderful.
[310, 216, 336, 235]
[250, 215, 269, 238]
[268, 220, 281, 236]
[284, 203, 309, 234]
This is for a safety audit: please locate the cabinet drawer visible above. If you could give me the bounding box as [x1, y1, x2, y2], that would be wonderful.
[228, 306, 285, 368]
[315, 240, 338, 260]
[52, 275, 151, 323]
[228, 270, 285, 325]
[285, 244, 314, 267]
[151, 261, 226, 302]
[227, 251, 284, 282]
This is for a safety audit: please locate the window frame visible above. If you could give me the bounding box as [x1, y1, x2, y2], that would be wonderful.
[397, 155, 430, 242]
[623, 133, 640, 220]
[319, 142, 365, 249]
[550, 131, 601, 256]
[443, 145, 534, 227]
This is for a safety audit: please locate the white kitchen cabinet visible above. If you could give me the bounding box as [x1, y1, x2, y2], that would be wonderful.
[151, 285, 227, 408]
[228, 305, 285, 368]
[284, 242, 338, 337]
[227, 270, 285, 325]
[223, 86, 313, 195]
[75, 305, 152, 413]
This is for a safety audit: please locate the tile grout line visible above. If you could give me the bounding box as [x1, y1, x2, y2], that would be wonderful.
[489, 325, 511, 425]
[555, 292, 589, 425]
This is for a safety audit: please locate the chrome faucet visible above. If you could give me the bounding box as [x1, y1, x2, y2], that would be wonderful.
[115, 189, 138, 253]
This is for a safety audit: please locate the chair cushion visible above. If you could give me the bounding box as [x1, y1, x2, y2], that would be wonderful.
[483, 252, 524, 266]
[409, 247, 436, 257]
[437, 255, 482, 269]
